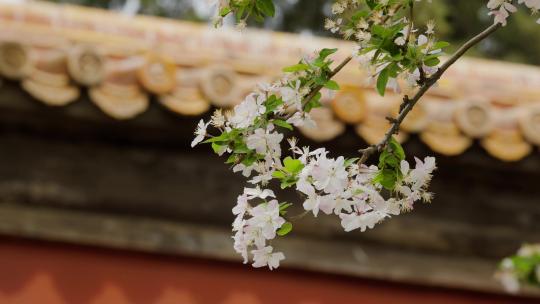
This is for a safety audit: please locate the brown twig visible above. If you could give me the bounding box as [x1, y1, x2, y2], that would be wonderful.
[358, 22, 501, 164]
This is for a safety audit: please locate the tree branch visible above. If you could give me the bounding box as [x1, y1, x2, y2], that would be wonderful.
[358, 22, 501, 164]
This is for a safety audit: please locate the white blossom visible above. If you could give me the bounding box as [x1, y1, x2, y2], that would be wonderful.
[229, 93, 266, 129]
[191, 119, 210, 147]
[248, 200, 285, 239]
[251, 246, 285, 270]
[280, 80, 304, 110]
[339, 211, 387, 232]
[488, 0, 517, 26]
[246, 125, 284, 156]
[244, 187, 275, 200]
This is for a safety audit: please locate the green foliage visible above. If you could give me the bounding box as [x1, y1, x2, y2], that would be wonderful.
[272, 156, 305, 189]
[219, 0, 276, 23]
[204, 128, 266, 166]
[277, 222, 293, 236]
[373, 137, 406, 190]
[283, 157, 304, 173]
[304, 92, 322, 112]
[264, 95, 284, 114]
[273, 119, 293, 130]
[282, 63, 310, 73]
[279, 202, 293, 216]
[324, 80, 340, 90]
[282, 48, 340, 113]
[376, 68, 389, 96]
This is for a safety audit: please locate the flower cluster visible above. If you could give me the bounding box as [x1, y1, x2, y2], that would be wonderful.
[232, 187, 286, 269]
[193, 0, 540, 270]
[289, 145, 435, 233]
[326, 1, 448, 95]
[488, 0, 540, 26]
[497, 244, 540, 293]
[192, 46, 437, 269]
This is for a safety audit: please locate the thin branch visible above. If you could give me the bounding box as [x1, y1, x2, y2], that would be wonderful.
[358, 22, 501, 164]
[305, 55, 352, 105]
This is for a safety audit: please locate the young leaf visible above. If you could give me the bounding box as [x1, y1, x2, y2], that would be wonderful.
[211, 142, 223, 154]
[324, 80, 340, 90]
[424, 57, 440, 67]
[283, 157, 304, 174]
[388, 137, 405, 161]
[279, 202, 292, 216]
[319, 48, 338, 59]
[280, 178, 298, 189]
[375, 169, 398, 190]
[219, 6, 232, 17]
[376, 68, 390, 96]
[273, 119, 293, 130]
[277, 222, 293, 236]
[272, 170, 286, 179]
[283, 63, 309, 73]
[432, 41, 450, 50]
[256, 0, 275, 17]
[366, 0, 377, 10]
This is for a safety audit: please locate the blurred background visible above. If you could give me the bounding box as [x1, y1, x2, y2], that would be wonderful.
[0, 0, 539, 303]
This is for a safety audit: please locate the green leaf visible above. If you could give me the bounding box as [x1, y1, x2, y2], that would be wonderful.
[375, 169, 398, 190]
[219, 6, 231, 17]
[233, 142, 251, 154]
[242, 153, 259, 166]
[424, 57, 440, 67]
[283, 157, 304, 174]
[264, 95, 283, 114]
[280, 178, 298, 189]
[273, 119, 293, 130]
[388, 137, 405, 161]
[211, 142, 223, 154]
[256, 0, 275, 17]
[277, 222, 293, 236]
[225, 154, 240, 164]
[204, 133, 227, 144]
[380, 153, 399, 168]
[376, 68, 389, 96]
[432, 41, 450, 50]
[324, 80, 340, 90]
[283, 63, 309, 73]
[279, 202, 292, 216]
[319, 48, 338, 60]
[366, 0, 377, 10]
[371, 25, 387, 37]
[304, 92, 322, 112]
[272, 170, 286, 179]
[279, 202, 292, 211]
[351, 10, 370, 21]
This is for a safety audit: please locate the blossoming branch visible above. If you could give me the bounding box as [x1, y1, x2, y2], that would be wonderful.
[193, 0, 540, 270]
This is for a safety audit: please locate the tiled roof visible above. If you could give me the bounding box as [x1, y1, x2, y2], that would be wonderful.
[0, 2, 539, 161]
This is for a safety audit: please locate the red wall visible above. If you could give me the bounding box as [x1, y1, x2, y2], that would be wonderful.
[0, 238, 533, 304]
